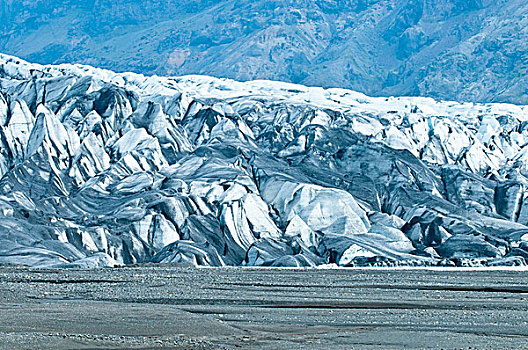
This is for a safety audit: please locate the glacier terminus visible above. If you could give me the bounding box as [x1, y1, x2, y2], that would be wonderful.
[0, 54, 528, 268]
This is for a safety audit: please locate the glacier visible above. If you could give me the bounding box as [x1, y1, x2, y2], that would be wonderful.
[0, 53, 528, 268]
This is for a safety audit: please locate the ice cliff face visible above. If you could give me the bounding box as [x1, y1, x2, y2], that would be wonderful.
[1, 0, 528, 104]
[1, 54, 528, 268]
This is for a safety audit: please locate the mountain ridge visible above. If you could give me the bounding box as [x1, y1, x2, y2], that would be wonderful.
[1, 0, 527, 104]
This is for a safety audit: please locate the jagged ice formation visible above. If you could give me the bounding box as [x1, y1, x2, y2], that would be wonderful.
[1, 54, 528, 268]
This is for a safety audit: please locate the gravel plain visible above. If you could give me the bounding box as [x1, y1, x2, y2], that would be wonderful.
[0, 266, 527, 349]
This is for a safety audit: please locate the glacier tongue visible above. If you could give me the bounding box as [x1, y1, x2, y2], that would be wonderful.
[1, 54, 528, 268]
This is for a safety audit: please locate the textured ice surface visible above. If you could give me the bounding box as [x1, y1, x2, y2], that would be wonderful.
[0, 54, 528, 267]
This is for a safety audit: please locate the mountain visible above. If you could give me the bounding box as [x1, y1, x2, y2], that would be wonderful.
[1, 0, 527, 104]
[0, 54, 528, 267]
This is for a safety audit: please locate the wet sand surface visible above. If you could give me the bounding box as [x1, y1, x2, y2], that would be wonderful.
[0, 266, 527, 349]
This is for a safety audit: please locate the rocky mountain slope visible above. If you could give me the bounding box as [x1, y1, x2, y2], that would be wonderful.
[1, 54, 528, 268]
[1, 0, 527, 104]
